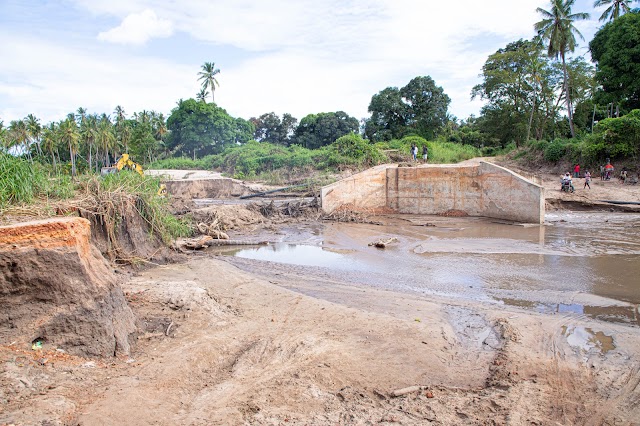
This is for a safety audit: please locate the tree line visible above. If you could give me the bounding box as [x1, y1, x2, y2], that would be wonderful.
[2, 0, 640, 172]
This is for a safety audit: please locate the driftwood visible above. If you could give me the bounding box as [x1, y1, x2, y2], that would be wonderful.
[390, 385, 428, 397]
[368, 237, 398, 248]
[174, 236, 270, 251]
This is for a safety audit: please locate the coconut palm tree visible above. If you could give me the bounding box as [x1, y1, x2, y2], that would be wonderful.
[81, 114, 99, 172]
[25, 114, 42, 158]
[8, 119, 29, 159]
[59, 116, 80, 176]
[41, 123, 59, 170]
[196, 87, 209, 103]
[593, 0, 632, 21]
[535, 0, 590, 138]
[97, 115, 115, 167]
[197, 62, 220, 103]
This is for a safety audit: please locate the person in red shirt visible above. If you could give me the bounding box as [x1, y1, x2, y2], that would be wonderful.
[605, 162, 614, 180]
[574, 164, 580, 178]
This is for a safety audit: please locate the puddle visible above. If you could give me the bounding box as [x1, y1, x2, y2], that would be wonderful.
[223, 212, 640, 326]
[561, 325, 616, 354]
[230, 243, 365, 270]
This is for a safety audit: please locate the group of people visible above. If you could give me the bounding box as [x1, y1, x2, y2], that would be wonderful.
[563, 160, 632, 191]
[410, 144, 428, 163]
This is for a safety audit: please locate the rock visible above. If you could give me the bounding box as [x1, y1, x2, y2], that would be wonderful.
[0, 217, 136, 357]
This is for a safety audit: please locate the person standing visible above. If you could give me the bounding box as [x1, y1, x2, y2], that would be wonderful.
[410, 144, 416, 161]
[600, 165, 605, 180]
[584, 171, 591, 189]
[422, 145, 429, 163]
[574, 164, 580, 178]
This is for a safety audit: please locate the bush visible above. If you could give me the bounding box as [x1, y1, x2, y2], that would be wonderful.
[544, 140, 567, 162]
[323, 134, 387, 168]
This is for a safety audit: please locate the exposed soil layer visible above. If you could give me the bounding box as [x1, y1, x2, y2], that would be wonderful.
[0, 217, 136, 358]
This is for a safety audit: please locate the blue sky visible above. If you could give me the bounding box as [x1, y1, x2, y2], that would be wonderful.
[0, 0, 609, 125]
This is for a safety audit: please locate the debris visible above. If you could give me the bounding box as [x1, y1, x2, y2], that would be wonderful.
[425, 390, 434, 398]
[390, 385, 427, 397]
[368, 237, 398, 248]
[438, 209, 469, 217]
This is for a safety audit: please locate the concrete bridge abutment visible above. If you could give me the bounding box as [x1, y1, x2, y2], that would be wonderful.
[321, 162, 544, 223]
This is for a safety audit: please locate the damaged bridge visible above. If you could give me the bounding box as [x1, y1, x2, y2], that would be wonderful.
[321, 161, 544, 223]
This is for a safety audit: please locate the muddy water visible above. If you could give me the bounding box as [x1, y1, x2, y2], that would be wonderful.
[221, 212, 640, 326]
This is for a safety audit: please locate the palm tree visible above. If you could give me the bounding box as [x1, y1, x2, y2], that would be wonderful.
[25, 114, 42, 158]
[593, 0, 631, 21]
[8, 119, 29, 158]
[97, 115, 115, 167]
[197, 62, 220, 103]
[535, 0, 590, 138]
[81, 114, 99, 172]
[41, 123, 59, 170]
[196, 87, 209, 103]
[59, 116, 80, 176]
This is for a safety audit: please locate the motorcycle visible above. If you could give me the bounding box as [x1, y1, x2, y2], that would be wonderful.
[561, 180, 574, 193]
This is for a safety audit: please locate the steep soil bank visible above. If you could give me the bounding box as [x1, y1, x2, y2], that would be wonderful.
[0, 217, 136, 358]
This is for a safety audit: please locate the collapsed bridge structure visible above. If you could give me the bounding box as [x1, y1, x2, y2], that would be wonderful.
[321, 161, 545, 223]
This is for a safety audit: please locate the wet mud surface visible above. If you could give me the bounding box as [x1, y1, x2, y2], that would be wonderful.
[213, 212, 640, 326]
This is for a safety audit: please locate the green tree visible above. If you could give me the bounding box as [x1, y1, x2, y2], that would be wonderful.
[96, 114, 115, 167]
[41, 122, 59, 169]
[59, 115, 80, 176]
[167, 98, 237, 156]
[400, 76, 451, 139]
[593, 0, 632, 21]
[8, 119, 28, 158]
[250, 112, 298, 145]
[590, 11, 640, 111]
[535, 0, 590, 138]
[0, 121, 6, 152]
[196, 87, 209, 103]
[25, 114, 41, 159]
[365, 76, 450, 142]
[198, 62, 220, 103]
[294, 111, 359, 149]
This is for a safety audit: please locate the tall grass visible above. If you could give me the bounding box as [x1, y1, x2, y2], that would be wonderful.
[82, 172, 193, 243]
[0, 153, 74, 209]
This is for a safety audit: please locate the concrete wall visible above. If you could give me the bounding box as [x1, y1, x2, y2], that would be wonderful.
[321, 164, 394, 213]
[321, 162, 544, 223]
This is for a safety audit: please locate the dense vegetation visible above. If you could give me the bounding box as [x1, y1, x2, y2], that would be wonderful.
[1, 1, 639, 206]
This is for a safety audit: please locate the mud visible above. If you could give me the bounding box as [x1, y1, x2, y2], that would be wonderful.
[2, 167, 640, 425]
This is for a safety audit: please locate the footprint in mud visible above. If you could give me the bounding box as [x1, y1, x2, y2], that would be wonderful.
[443, 306, 501, 351]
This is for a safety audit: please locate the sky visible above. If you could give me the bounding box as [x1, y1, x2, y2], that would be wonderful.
[0, 0, 608, 125]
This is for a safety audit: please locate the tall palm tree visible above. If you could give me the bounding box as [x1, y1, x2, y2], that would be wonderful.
[8, 119, 29, 158]
[59, 116, 80, 176]
[41, 123, 59, 170]
[97, 115, 115, 166]
[197, 62, 220, 103]
[25, 114, 42, 158]
[196, 87, 209, 103]
[593, 0, 631, 21]
[535, 0, 589, 138]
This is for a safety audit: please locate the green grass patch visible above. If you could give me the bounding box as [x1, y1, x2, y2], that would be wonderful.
[0, 153, 74, 209]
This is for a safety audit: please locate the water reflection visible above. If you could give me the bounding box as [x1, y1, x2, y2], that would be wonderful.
[223, 212, 640, 325]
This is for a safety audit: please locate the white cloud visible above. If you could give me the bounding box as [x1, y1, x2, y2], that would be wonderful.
[1, 0, 602, 124]
[98, 9, 173, 45]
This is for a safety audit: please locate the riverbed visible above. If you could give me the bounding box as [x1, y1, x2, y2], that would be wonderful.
[213, 212, 640, 326]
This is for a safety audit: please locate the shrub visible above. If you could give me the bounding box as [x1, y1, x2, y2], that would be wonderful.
[544, 140, 567, 162]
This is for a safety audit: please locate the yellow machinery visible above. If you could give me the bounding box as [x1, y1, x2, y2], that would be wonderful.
[101, 153, 144, 176]
[101, 154, 167, 197]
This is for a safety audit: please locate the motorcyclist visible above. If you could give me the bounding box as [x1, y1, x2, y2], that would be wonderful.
[561, 172, 574, 192]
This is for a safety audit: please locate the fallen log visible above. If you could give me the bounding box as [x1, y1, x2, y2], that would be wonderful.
[390, 385, 427, 397]
[174, 236, 270, 251]
[239, 183, 309, 200]
[368, 237, 398, 248]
